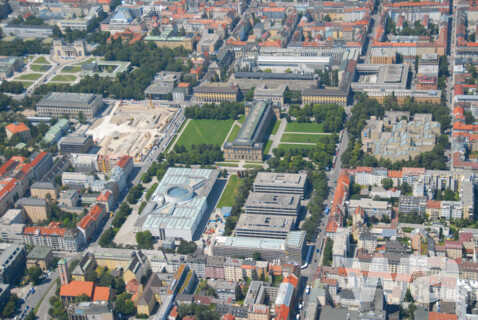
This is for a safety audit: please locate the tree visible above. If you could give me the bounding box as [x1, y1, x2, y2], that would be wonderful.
[99, 227, 116, 247]
[244, 87, 255, 101]
[2, 294, 19, 317]
[177, 240, 197, 254]
[252, 252, 261, 261]
[235, 284, 244, 301]
[151, 27, 161, 36]
[136, 231, 153, 249]
[381, 178, 393, 190]
[77, 111, 86, 124]
[25, 311, 36, 320]
[323, 14, 332, 22]
[27, 265, 42, 285]
[465, 111, 475, 125]
[75, 294, 90, 303]
[116, 292, 136, 315]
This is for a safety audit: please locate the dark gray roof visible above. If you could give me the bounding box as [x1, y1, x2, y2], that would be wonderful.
[235, 71, 317, 81]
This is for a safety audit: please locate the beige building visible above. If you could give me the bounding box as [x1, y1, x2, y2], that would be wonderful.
[248, 304, 270, 320]
[26, 247, 53, 271]
[36, 92, 103, 119]
[30, 182, 59, 200]
[53, 39, 87, 59]
[16, 198, 49, 223]
[224, 258, 244, 282]
[361, 113, 441, 161]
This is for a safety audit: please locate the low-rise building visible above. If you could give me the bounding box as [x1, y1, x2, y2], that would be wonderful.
[144, 28, 195, 50]
[67, 301, 114, 320]
[26, 247, 53, 271]
[253, 85, 286, 106]
[23, 224, 80, 252]
[0, 209, 25, 243]
[37, 92, 103, 119]
[5, 122, 31, 141]
[3, 25, 52, 38]
[194, 84, 239, 103]
[59, 135, 95, 154]
[53, 40, 87, 59]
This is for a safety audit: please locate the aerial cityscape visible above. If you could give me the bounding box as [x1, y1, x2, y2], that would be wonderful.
[0, 0, 474, 319]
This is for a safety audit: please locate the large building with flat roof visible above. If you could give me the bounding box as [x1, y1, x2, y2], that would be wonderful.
[351, 64, 409, 92]
[211, 231, 306, 265]
[235, 214, 294, 239]
[136, 168, 219, 241]
[244, 192, 300, 217]
[229, 72, 319, 91]
[36, 92, 103, 119]
[0, 243, 26, 285]
[223, 100, 278, 161]
[253, 172, 307, 199]
[59, 135, 94, 154]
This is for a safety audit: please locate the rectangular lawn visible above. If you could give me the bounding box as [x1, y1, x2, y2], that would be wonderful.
[15, 73, 42, 81]
[175, 119, 234, 149]
[33, 56, 50, 64]
[226, 124, 241, 142]
[216, 175, 242, 208]
[51, 75, 77, 82]
[281, 133, 325, 143]
[285, 122, 323, 133]
[30, 64, 51, 72]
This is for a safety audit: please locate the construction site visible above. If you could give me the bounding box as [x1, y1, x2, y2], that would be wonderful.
[87, 100, 177, 161]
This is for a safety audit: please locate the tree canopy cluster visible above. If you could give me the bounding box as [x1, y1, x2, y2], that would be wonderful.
[302, 170, 329, 241]
[269, 134, 338, 172]
[288, 103, 345, 132]
[136, 231, 153, 249]
[34, 39, 190, 99]
[184, 101, 244, 120]
[168, 144, 223, 165]
[322, 237, 333, 266]
[126, 184, 144, 204]
[0, 39, 50, 56]
[0, 81, 25, 94]
[177, 239, 198, 254]
[177, 303, 220, 320]
[141, 159, 169, 183]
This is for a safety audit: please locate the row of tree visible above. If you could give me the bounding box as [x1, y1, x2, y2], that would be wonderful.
[184, 101, 245, 120]
[288, 103, 345, 132]
[166, 144, 223, 165]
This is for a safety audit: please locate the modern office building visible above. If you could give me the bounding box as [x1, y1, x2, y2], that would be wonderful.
[36, 92, 103, 119]
[235, 214, 294, 239]
[212, 231, 306, 265]
[0, 209, 25, 243]
[223, 100, 279, 161]
[244, 192, 300, 217]
[253, 172, 307, 199]
[351, 64, 410, 92]
[136, 168, 219, 241]
[59, 135, 94, 154]
[0, 243, 26, 285]
[256, 55, 332, 73]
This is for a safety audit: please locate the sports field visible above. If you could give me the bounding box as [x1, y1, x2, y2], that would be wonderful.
[175, 119, 234, 149]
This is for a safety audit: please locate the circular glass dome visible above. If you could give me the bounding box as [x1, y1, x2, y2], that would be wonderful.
[164, 185, 194, 203]
[167, 187, 189, 197]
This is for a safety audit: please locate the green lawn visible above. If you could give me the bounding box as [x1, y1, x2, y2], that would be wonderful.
[51, 74, 77, 82]
[217, 175, 242, 208]
[74, 57, 97, 65]
[30, 64, 51, 72]
[175, 119, 234, 149]
[271, 119, 281, 135]
[215, 162, 239, 167]
[238, 114, 246, 124]
[15, 73, 42, 81]
[60, 66, 82, 73]
[33, 56, 50, 64]
[11, 80, 33, 88]
[227, 124, 241, 142]
[264, 140, 273, 154]
[281, 133, 325, 143]
[244, 164, 263, 168]
[278, 143, 317, 151]
[285, 122, 324, 133]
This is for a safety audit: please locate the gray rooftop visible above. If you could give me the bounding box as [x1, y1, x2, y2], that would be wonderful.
[235, 71, 317, 80]
[245, 192, 300, 209]
[236, 214, 294, 232]
[16, 197, 47, 207]
[31, 182, 56, 190]
[37, 92, 101, 108]
[254, 172, 307, 188]
[27, 246, 52, 260]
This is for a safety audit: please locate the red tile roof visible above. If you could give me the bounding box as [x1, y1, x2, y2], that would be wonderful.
[6, 122, 30, 134]
[30, 151, 48, 168]
[96, 190, 112, 202]
[429, 312, 458, 320]
[23, 226, 66, 237]
[116, 155, 132, 169]
[93, 286, 111, 302]
[60, 281, 95, 298]
[427, 200, 441, 209]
